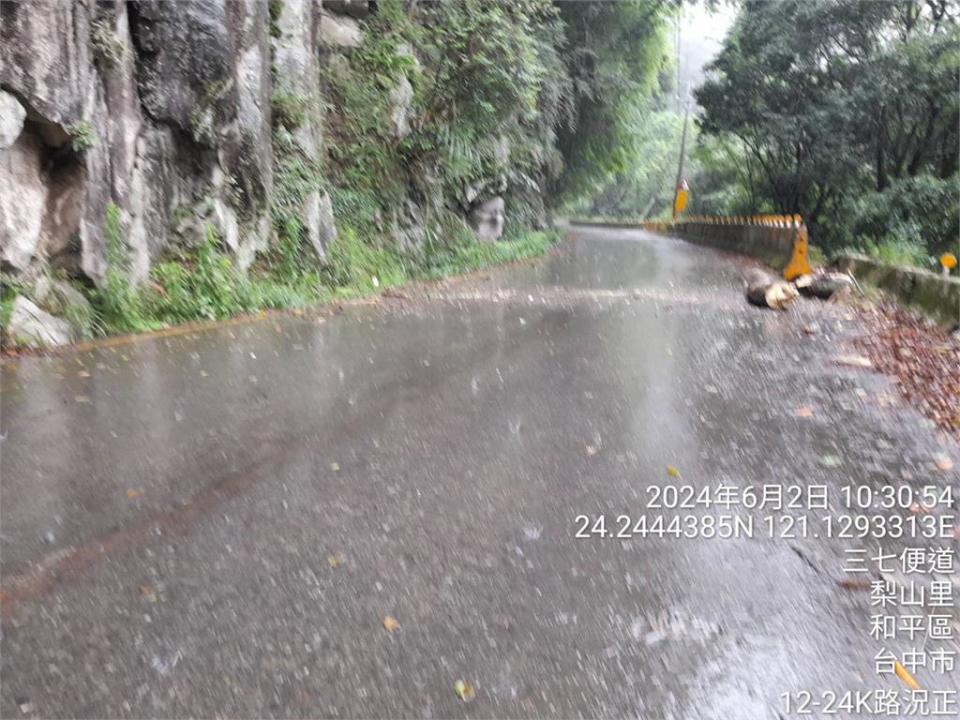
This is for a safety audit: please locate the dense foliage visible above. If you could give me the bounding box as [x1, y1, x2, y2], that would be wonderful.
[322, 0, 677, 238]
[569, 105, 691, 219]
[325, 0, 570, 242]
[695, 0, 959, 260]
[552, 1, 676, 203]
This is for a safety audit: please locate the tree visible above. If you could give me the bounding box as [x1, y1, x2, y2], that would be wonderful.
[551, 0, 677, 203]
[854, 8, 960, 190]
[573, 106, 690, 218]
[695, 0, 959, 250]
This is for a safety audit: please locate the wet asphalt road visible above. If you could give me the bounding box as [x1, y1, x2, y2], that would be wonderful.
[1, 225, 958, 719]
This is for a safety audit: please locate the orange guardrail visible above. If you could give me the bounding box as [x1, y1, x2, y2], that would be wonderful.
[643, 214, 812, 280]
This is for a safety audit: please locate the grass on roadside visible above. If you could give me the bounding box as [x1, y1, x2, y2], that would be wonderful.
[854, 237, 933, 269]
[417, 228, 558, 280]
[79, 212, 559, 340]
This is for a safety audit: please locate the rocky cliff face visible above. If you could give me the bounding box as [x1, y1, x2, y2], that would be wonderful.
[2, 0, 267, 282]
[0, 0, 517, 293]
[0, 0, 344, 287]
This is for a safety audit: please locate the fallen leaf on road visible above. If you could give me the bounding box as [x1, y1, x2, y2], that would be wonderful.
[138, 584, 157, 602]
[454, 680, 475, 702]
[795, 406, 814, 418]
[126, 489, 143, 499]
[835, 355, 873, 369]
[327, 554, 343, 568]
[853, 303, 960, 440]
[330, 462, 340, 471]
[77, 370, 90, 378]
[585, 445, 598, 456]
[666, 466, 681, 478]
[383, 616, 400, 632]
[894, 661, 920, 690]
[818, 454, 843, 468]
[836, 578, 872, 591]
[933, 454, 954, 471]
[74, 395, 90, 403]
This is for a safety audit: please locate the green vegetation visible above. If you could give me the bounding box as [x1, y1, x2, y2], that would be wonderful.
[694, 0, 959, 263]
[147, 226, 261, 324]
[323, 0, 675, 237]
[0, 271, 25, 329]
[854, 237, 932, 268]
[841, 174, 960, 267]
[567, 104, 691, 220]
[91, 19, 126, 68]
[419, 228, 558, 280]
[60, 298, 97, 341]
[271, 88, 310, 131]
[81, 203, 558, 338]
[325, 228, 408, 293]
[89, 203, 318, 333]
[267, 105, 326, 290]
[68, 121, 95, 153]
[552, 1, 674, 204]
[92, 202, 154, 333]
[268, 0, 283, 39]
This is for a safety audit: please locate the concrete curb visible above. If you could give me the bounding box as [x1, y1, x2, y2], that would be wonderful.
[835, 253, 960, 325]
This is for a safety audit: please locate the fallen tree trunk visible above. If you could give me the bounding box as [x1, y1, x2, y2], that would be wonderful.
[795, 271, 856, 300]
[744, 268, 799, 311]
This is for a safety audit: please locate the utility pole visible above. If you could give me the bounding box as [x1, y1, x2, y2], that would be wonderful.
[672, 6, 689, 221]
[672, 100, 690, 220]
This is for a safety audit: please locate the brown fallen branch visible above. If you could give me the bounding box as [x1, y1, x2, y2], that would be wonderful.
[836, 577, 874, 591]
[744, 268, 799, 310]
